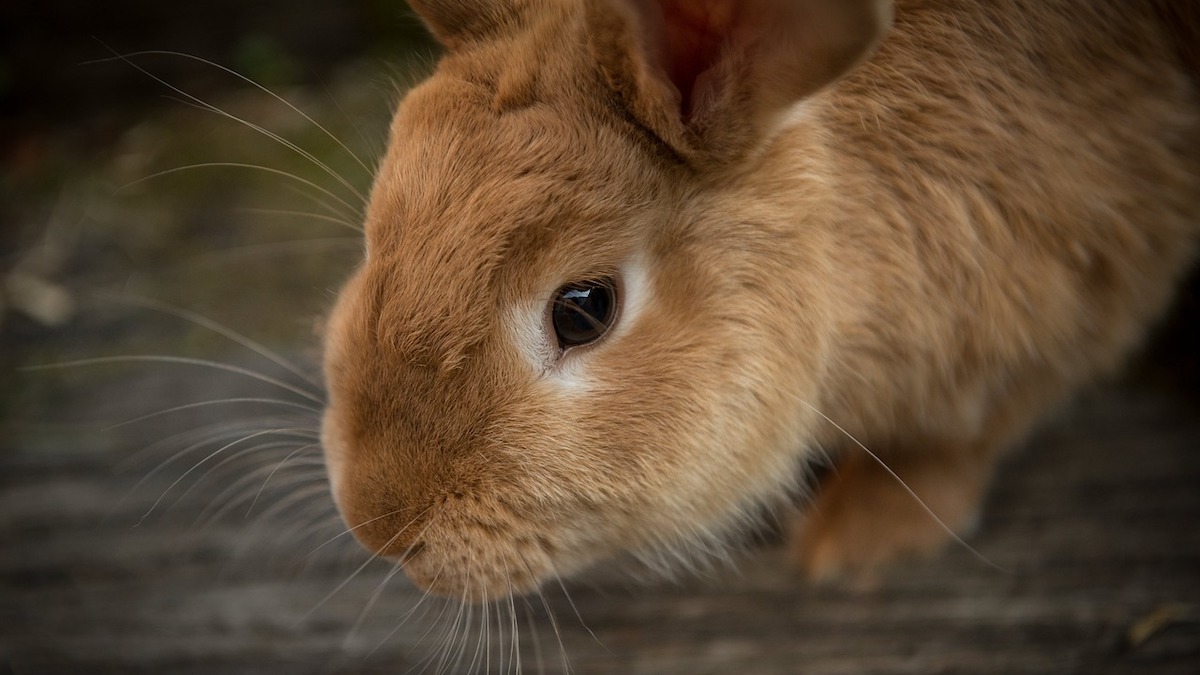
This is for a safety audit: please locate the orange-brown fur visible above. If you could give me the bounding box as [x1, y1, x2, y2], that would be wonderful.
[320, 0, 1199, 599]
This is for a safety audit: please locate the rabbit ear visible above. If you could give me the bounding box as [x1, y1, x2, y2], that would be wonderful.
[407, 0, 526, 49]
[586, 0, 892, 164]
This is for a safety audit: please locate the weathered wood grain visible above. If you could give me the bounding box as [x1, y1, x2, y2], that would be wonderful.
[3, 370, 1198, 674]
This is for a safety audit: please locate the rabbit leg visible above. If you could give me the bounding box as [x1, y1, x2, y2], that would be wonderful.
[790, 442, 996, 584]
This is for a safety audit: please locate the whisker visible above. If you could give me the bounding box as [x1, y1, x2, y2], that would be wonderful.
[420, 578, 460, 672]
[419, 580, 464, 675]
[178, 439, 310, 517]
[406, 578, 457, 675]
[519, 594, 545, 675]
[23, 355, 325, 405]
[792, 396, 1011, 574]
[484, 593, 495, 674]
[121, 162, 362, 222]
[88, 49, 370, 205]
[199, 466, 327, 531]
[241, 484, 339, 564]
[467, 588, 488, 675]
[90, 49, 376, 177]
[282, 505, 344, 558]
[236, 207, 363, 232]
[105, 398, 320, 430]
[115, 422, 281, 515]
[344, 559, 406, 647]
[485, 593, 496, 674]
[320, 81, 380, 166]
[89, 292, 325, 392]
[505, 566, 521, 675]
[114, 420, 260, 475]
[178, 237, 363, 272]
[245, 443, 322, 516]
[221, 112, 368, 206]
[302, 503, 437, 619]
[368, 559, 447, 658]
[141, 426, 310, 523]
[446, 558, 474, 675]
[549, 567, 606, 654]
[275, 181, 365, 224]
[186, 441, 321, 525]
[304, 506, 414, 559]
[216, 481, 336, 578]
[519, 553, 571, 675]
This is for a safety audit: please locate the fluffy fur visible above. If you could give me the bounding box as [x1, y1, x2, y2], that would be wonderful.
[320, 0, 1200, 599]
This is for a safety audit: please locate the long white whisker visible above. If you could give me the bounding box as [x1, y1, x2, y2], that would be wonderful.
[194, 449, 320, 526]
[177, 237, 363, 272]
[504, 566, 520, 675]
[90, 49, 375, 177]
[467, 589, 488, 675]
[141, 427, 307, 523]
[24, 355, 324, 405]
[518, 553, 571, 675]
[180, 439, 309, 516]
[282, 506, 344, 560]
[302, 502, 437, 619]
[344, 559, 406, 647]
[88, 49, 370, 204]
[446, 559, 475, 675]
[240, 483, 337, 562]
[200, 467, 328, 534]
[121, 162, 361, 221]
[91, 293, 324, 391]
[406, 577, 455, 675]
[549, 568, 605, 653]
[114, 420, 257, 475]
[792, 396, 1011, 574]
[245, 443, 322, 516]
[420, 557, 465, 675]
[105, 398, 320, 430]
[275, 181, 364, 224]
[519, 595, 545, 675]
[116, 422, 282, 514]
[304, 506, 412, 559]
[234, 207, 363, 232]
[217, 482, 334, 578]
[368, 559, 447, 657]
[152, 90, 369, 209]
[320, 80, 382, 165]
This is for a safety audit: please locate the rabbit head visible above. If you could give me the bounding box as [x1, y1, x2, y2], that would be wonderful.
[320, 0, 891, 599]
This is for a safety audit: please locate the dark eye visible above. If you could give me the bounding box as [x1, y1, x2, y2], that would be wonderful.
[551, 278, 618, 350]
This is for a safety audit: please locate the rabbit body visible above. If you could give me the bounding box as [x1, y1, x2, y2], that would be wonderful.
[320, 0, 1200, 597]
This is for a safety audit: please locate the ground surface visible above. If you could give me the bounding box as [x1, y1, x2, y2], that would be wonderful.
[5, 368, 1200, 674]
[3, 7, 1199, 674]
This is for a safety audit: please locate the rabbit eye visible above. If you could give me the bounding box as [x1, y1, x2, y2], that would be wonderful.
[550, 278, 618, 350]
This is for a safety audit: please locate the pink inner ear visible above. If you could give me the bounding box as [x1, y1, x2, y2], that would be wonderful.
[656, 0, 741, 117]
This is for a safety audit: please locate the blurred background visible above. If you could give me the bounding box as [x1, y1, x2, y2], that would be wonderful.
[2, 2, 1199, 673]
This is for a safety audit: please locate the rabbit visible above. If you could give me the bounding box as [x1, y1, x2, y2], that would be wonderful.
[319, 0, 1200, 600]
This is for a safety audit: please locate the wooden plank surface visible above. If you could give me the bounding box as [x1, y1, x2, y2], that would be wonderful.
[3, 359, 1199, 674]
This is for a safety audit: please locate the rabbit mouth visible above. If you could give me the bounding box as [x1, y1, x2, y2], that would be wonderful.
[396, 513, 563, 602]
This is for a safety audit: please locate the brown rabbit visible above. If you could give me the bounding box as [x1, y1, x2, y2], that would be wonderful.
[319, 0, 1200, 599]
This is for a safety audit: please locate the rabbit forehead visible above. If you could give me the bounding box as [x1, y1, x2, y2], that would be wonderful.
[369, 72, 652, 243]
[355, 80, 664, 364]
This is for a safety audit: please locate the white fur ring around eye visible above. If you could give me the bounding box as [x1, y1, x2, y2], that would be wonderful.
[507, 255, 650, 387]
